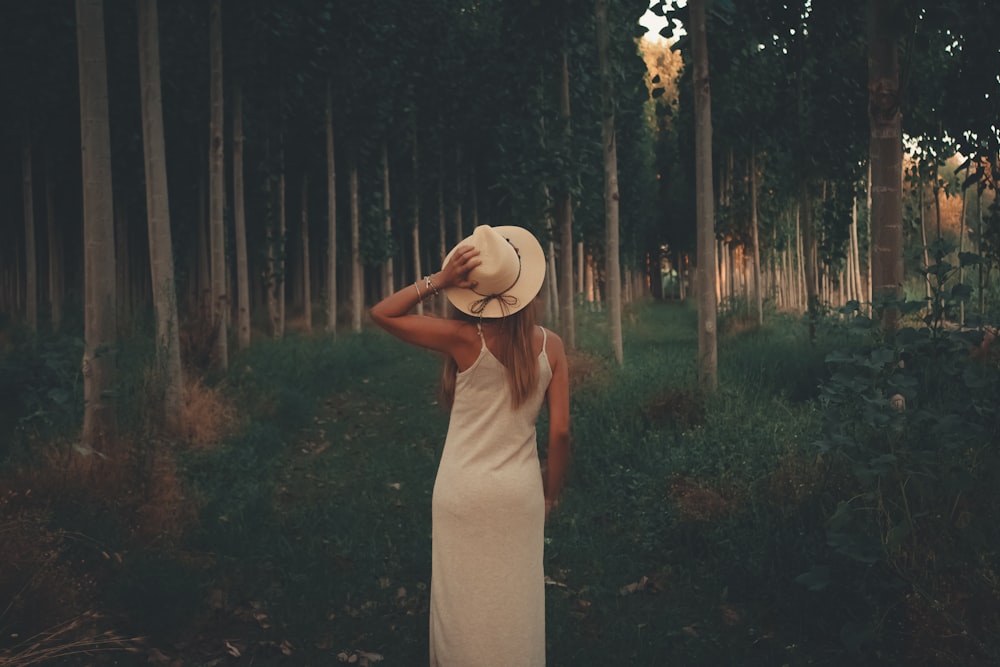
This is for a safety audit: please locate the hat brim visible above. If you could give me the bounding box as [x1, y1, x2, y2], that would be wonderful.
[442, 226, 546, 318]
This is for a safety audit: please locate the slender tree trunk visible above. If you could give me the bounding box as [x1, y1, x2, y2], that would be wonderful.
[556, 49, 575, 348]
[350, 158, 362, 332]
[454, 145, 464, 242]
[850, 196, 863, 304]
[266, 176, 280, 338]
[411, 126, 423, 316]
[976, 188, 984, 314]
[276, 141, 287, 339]
[919, 183, 931, 300]
[867, 0, 904, 333]
[595, 0, 622, 365]
[232, 83, 251, 349]
[437, 169, 448, 317]
[576, 241, 584, 297]
[301, 175, 312, 332]
[208, 0, 227, 368]
[381, 140, 394, 299]
[959, 185, 967, 324]
[21, 137, 38, 332]
[137, 0, 183, 434]
[690, 0, 717, 389]
[45, 160, 62, 329]
[325, 81, 338, 333]
[749, 150, 763, 325]
[77, 0, 117, 447]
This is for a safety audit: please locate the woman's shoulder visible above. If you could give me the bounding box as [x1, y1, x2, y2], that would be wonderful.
[538, 326, 566, 356]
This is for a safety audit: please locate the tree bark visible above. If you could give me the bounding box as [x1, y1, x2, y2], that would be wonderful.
[45, 161, 62, 329]
[690, 0, 718, 390]
[325, 81, 338, 333]
[301, 175, 312, 332]
[21, 137, 37, 332]
[867, 0, 904, 333]
[231, 83, 251, 349]
[749, 150, 763, 325]
[277, 153, 287, 338]
[411, 126, 423, 316]
[137, 0, 183, 434]
[595, 0, 622, 365]
[350, 158, 363, 332]
[208, 0, 227, 368]
[381, 140, 394, 299]
[555, 49, 575, 348]
[76, 0, 117, 446]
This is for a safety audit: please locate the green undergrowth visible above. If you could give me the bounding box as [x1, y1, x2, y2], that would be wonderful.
[3, 301, 994, 665]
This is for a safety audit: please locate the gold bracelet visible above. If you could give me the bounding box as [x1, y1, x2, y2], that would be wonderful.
[414, 281, 424, 301]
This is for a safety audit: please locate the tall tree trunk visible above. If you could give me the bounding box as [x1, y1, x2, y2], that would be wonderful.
[595, 0, 622, 365]
[138, 0, 183, 434]
[555, 49, 575, 348]
[325, 81, 338, 333]
[919, 182, 931, 300]
[22, 136, 37, 332]
[381, 140, 394, 299]
[350, 158, 363, 332]
[232, 83, 251, 349]
[45, 160, 62, 329]
[277, 152, 287, 338]
[691, 0, 718, 389]
[76, 0, 117, 447]
[411, 126, 423, 316]
[301, 175, 312, 332]
[958, 185, 967, 325]
[437, 163, 448, 317]
[577, 241, 584, 296]
[208, 0, 227, 368]
[453, 145, 464, 241]
[265, 175, 280, 338]
[799, 183, 819, 335]
[749, 150, 763, 325]
[867, 0, 904, 333]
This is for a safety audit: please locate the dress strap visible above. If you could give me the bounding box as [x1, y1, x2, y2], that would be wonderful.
[540, 326, 547, 352]
[476, 321, 486, 349]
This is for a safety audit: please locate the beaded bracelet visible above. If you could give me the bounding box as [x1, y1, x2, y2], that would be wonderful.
[424, 275, 440, 297]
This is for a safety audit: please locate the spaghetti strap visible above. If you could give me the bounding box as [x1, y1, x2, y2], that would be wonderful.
[476, 321, 486, 349]
[540, 326, 547, 354]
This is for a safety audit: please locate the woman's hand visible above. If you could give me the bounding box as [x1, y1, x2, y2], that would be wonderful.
[437, 245, 481, 290]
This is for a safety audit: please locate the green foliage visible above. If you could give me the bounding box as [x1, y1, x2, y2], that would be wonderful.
[811, 251, 1000, 655]
[0, 334, 84, 451]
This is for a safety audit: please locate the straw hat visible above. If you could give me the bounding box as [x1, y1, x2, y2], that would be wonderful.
[442, 225, 546, 318]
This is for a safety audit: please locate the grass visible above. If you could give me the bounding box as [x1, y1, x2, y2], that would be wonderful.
[1, 300, 996, 665]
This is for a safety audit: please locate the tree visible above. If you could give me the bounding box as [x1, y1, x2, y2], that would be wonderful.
[595, 0, 623, 365]
[21, 135, 37, 332]
[867, 0, 905, 332]
[690, 0, 718, 391]
[76, 0, 117, 446]
[231, 82, 251, 349]
[137, 0, 183, 434]
[208, 0, 227, 368]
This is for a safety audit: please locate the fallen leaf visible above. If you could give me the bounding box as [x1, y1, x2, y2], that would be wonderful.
[619, 576, 649, 595]
[388, 482, 401, 490]
[225, 640, 241, 657]
[279, 639, 293, 656]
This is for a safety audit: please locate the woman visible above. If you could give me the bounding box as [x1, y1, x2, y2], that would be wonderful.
[370, 224, 571, 666]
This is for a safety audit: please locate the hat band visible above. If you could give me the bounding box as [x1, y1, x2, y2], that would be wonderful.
[468, 238, 522, 316]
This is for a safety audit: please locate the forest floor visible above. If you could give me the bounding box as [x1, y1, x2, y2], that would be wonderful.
[2, 301, 996, 666]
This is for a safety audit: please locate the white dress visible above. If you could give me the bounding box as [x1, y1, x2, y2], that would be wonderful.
[429, 326, 552, 666]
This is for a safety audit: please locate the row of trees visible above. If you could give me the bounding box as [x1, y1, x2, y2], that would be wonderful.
[658, 0, 999, 387]
[0, 0, 661, 445]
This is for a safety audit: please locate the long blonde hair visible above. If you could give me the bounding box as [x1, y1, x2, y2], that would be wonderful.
[440, 301, 540, 409]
